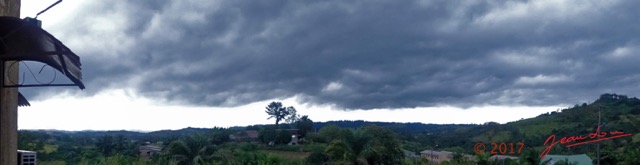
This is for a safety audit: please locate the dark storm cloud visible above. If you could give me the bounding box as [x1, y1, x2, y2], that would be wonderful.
[26, 0, 640, 109]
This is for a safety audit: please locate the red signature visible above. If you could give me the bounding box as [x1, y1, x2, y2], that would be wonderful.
[539, 126, 633, 158]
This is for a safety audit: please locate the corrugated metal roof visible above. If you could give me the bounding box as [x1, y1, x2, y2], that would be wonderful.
[0, 16, 84, 89]
[18, 92, 30, 107]
[542, 154, 593, 165]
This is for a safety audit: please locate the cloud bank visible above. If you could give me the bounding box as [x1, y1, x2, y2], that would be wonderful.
[23, 0, 640, 109]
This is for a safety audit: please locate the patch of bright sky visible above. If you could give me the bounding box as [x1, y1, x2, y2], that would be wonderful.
[20, 0, 81, 25]
[19, 88, 564, 131]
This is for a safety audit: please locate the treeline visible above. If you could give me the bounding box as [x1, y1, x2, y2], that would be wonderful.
[20, 124, 413, 164]
[26, 121, 477, 144]
[18, 93, 640, 164]
[240, 120, 477, 134]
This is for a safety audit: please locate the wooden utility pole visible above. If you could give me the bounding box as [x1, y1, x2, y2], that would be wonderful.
[0, 0, 20, 164]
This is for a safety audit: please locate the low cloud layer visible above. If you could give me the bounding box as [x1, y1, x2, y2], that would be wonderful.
[22, 0, 640, 109]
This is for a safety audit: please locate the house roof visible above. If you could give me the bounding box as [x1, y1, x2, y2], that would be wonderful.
[139, 145, 162, 151]
[489, 155, 519, 160]
[419, 150, 453, 157]
[542, 154, 593, 165]
[244, 130, 258, 138]
[18, 92, 30, 107]
[0, 16, 84, 89]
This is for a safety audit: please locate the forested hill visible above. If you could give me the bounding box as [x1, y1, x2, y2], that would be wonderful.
[506, 93, 640, 139]
[431, 93, 640, 157]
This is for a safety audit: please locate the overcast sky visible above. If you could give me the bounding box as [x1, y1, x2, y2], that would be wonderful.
[16, 0, 640, 131]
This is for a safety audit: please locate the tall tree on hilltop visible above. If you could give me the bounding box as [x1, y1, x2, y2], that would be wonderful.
[265, 101, 297, 126]
[285, 106, 300, 125]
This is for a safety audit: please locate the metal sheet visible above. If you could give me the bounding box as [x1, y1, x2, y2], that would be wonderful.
[0, 16, 84, 89]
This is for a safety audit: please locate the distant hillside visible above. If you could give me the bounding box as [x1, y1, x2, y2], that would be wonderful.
[507, 94, 640, 137]
[21, 121, 477, 143]
[21, 127, 216, 143]
[314, 120, 477, 134]
[453, 93, 640, 157]
[239, 120, 478, 135]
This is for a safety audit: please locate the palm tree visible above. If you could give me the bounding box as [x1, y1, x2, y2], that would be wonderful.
[358, 125, 404, 165]
[324, 125, 403, 165]
[164, 133, 217, 165]
[518, 148, 548, 165]
[325, 139, 354, 163]
[349, 129, 375, 164]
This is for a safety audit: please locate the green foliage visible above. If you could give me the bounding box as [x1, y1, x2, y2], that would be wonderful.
[265, 101, 297, 126]
[38, 161, 66, 165]
[318, 124, 353, 143]
[475, 153, 490, 165]
[321, 124, 403, 164]
[518, 148, 543, 165]
[305, 151, 329, 165]
[358, 125, 404, 165]
[276, 129, 293, 144]
[295, 115, 314, 138]
[95, 135, 137, 157]
[208, 128, 232, 145]
[162, 133, 217, 165]
[304, 143, 327, 153]
[450, 151, 473, 164]
[305, 133, 325, 143]
[325, 139, 353, 161]
[259, 126, 277, 144]
[18, 131, 47, 151]
[214, 149, 270, 165]
[618, 148, 640, 165]
[258, 127, 293, 145]
[80, 154, 147, 165]
[268, 143, 326, 154]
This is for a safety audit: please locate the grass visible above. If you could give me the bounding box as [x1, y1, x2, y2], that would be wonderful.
[38, 161, 66, 165]
[262, 150, 311, 160]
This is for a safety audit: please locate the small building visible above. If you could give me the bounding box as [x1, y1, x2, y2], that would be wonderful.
[139, 145, 162, 160]
[489, 155, 519, 161]
[541, 154, 593, 165]
[419, 150, 475, 164]
[17, 150, 37, 165]
[288, 135, 299, 145]
[420, 150, 453, 164]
